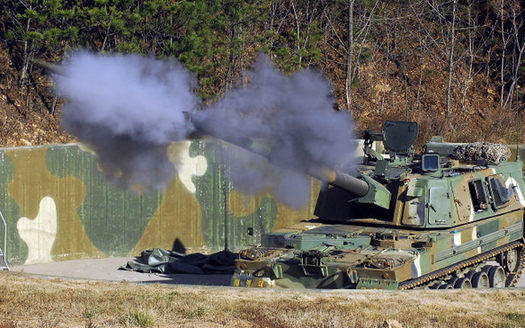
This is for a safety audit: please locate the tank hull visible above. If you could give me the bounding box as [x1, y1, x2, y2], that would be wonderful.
[232, 210, 524, 289]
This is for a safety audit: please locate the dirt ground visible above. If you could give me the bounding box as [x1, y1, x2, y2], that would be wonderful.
[1, 270, 524, 328]
[1, 257, 523, 328]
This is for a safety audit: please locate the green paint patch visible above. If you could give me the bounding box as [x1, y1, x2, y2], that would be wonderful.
[46, 145, 164, 255]
[191, 141, 278, 251]
[480, 219, 501, 253]
[0, 150, 27, 264]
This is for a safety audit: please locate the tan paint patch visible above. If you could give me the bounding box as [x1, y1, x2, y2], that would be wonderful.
[77, 143, 96, 155]
[228, 189, 264, 218]
[132, 173, 204, 254]
[273, 179, 321, 230]
[7, 148, 103, 262]
[133, 141, 206, 253]
[452, 177, 474, 224]
[228, 179, 321, 229]
[460, 228, 472, 244]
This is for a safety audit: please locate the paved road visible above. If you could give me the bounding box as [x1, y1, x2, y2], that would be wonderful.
[10, 257, 525, 288]
[11, 257, 232, 286]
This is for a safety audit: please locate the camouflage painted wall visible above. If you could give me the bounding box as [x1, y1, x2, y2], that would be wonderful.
[0, 141, 320, 265]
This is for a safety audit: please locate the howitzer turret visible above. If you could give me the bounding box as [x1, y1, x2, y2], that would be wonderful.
[231, 121, 525, 290]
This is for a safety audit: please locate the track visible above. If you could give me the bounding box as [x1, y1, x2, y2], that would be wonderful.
[505, 245, 525, 287]
[399, 240, 525, 290]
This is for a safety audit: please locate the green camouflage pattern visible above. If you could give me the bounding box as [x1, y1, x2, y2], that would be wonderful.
[0, 141, 320, 265]
[232, 129, 525, 289]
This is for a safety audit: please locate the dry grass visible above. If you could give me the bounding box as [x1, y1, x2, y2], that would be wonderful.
[0, 272, 524, 328]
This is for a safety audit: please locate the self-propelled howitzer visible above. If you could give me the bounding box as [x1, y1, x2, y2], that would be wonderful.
[231, 121, 525, 289]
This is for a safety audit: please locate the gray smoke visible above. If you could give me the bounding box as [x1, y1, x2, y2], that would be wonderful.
[54, 51, 198, 191]
[193, 55, 356, 207]
[54, 52, 356, 206]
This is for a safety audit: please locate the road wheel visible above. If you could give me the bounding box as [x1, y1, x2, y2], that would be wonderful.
[488, 266, 506, 288]
[454, 277, 472, 289]
[501, 248, 520, 273]
[481, 265, 494, 273]
[471, 272, 489, 288]
[464, 271, 476, 281]
[439, 284, 453, 289]
[429, 283, 442, 289]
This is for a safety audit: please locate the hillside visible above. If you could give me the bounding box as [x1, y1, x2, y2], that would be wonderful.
[0, 47, 73, 147]
[0, 1, 524, 148]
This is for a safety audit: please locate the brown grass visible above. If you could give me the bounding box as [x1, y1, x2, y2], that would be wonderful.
[0, 272, 524, 328]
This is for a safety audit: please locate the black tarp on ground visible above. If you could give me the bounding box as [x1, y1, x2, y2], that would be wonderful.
[120, 248, 237, 274]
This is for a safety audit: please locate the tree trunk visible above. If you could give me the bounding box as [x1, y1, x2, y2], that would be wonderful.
[345, 0, 354, 111]
[503, 5, 525, 111]
[461, 5, 474, 113]
[415, 33, 425, 113]
[51, 93, 58, 116]
[291, 0, 301, 67]
[19, 17, 31, 87]
[499, 0, 506, 112]
[446, 0, 456, 120]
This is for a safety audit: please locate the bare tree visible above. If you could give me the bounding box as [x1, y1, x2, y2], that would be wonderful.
[499, 0, 511, 112]
[502, 4, 525, 110]
[445, 0, 457, 120]
[344, 0, 379, 111]
[460, 0, 482, 113]
[345, 0, 355, 111]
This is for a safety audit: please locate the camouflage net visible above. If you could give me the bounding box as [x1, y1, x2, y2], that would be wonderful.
[452, 142, 511, 164]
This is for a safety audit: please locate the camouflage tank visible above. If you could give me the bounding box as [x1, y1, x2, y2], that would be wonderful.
[231, 121, 525, 289]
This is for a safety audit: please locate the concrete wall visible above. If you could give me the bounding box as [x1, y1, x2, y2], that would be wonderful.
[0, 141, 320, 265]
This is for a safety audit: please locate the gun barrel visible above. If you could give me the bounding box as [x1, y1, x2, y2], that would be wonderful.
[318, 169, 369, 196]
[186, 112, 370, 196]
[31, 59, 65, 76]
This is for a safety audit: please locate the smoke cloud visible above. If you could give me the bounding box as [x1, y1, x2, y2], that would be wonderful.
[54, 51, 198, 190]
[54, 52, 356, 206]
[193, 55, 356, 207]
